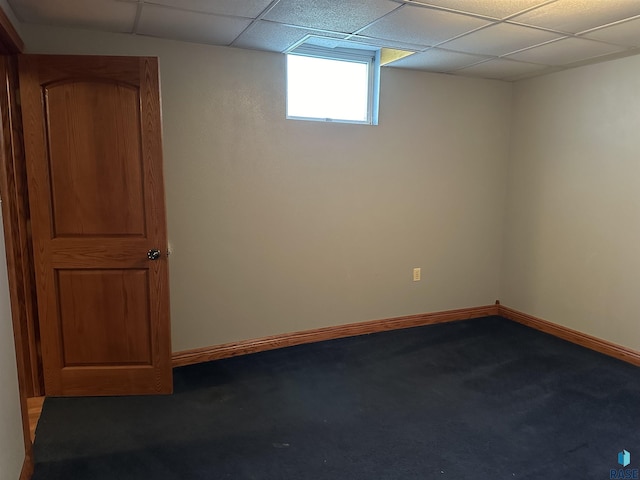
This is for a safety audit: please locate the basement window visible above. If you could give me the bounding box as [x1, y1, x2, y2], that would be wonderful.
[286, 41, 380, 125]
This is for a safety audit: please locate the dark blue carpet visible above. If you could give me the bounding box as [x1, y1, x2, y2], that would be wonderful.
[32, 316, 640, 479]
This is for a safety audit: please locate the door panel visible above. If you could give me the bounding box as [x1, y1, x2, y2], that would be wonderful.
[45, 80, 146, 237]
[57, 269, 151, 366]
[19, 55, 172, 396]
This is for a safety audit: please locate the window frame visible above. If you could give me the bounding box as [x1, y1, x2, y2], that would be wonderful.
[285, 44, 381, 126]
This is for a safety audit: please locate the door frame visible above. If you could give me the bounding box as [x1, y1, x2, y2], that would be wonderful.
[0, 55, 42, 399]
[0, 7, 41, 478]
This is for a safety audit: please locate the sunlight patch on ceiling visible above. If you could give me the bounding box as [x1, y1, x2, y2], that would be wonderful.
[380, 48, 416, 66]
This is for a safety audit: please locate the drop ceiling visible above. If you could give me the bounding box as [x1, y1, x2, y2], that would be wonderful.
[8, 0, 640, 81]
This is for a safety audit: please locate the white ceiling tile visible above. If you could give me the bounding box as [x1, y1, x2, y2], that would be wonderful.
[386, 48, 491, 71]
[348, 34, 432, 52]
[455, 58, 549, 79]
[138, 4, 251, 45]
[581, 17, 640, 47]
[9, 0, 137, 32]
[511, 0, 640, 34]
[233, 21, 345, 52]
[7, 0, 640, 81]
[359, 5, 490, 47]
[263, 0, 400, 34]
[506, 37, 626, 65]
[145, 0, 274, 18]
[403, 0, 553, 19]
[440, 22, 562, 56]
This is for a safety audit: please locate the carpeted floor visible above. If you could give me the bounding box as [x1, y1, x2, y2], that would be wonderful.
[32, 316, 640, 479]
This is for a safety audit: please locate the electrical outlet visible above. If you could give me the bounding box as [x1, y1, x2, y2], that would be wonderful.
[413, 267, 421, 282]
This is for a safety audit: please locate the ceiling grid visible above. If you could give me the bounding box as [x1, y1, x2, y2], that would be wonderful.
[9, 0, 640, 81]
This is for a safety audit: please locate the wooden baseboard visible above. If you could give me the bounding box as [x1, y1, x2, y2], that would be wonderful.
[172, 304, 499, 367]
[19, 450, 33, 480]
[174, 304, 640, 369]
[499, 305, 640, 367]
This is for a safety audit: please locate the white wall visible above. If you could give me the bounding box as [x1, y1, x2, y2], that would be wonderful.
[22, 25, 512, 351]
[0, 210, 25, 480]
[502, 54, 640, 351]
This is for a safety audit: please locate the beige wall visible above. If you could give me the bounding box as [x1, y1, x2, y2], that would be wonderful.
[502, 54, 640, 351]
[22, 25, 512, 351]
[0, 211, 25, 480]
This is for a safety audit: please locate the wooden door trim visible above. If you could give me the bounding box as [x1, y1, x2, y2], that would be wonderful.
[0, 6, 22, 54]
[0, 54, 34, 477]
[0, 7, 32, 478]
[0, 55, 41, 398]
[20, 452, 34, 480]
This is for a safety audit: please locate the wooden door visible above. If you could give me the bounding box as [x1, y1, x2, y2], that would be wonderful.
[19, 55, 172, 396]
